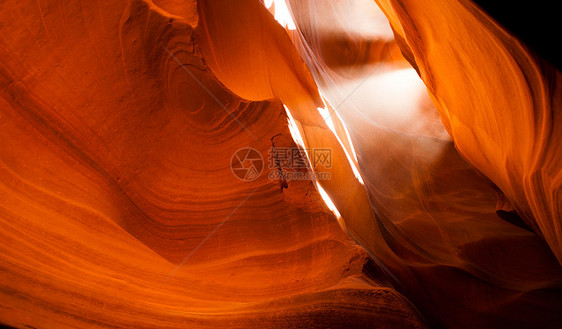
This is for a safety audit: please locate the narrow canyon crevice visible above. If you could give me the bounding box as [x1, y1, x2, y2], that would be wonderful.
[0, 0, 560, 328]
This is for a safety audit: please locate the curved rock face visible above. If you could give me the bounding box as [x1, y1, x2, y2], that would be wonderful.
[372, 0, 562, 265]
[282, 1, 562, 328]
[0, 0, 427, 328]
[0, 0, 561, 328]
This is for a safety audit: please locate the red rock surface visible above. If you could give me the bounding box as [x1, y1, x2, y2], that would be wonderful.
[0, 0, 560, 328]
[284, 0, 562, 328]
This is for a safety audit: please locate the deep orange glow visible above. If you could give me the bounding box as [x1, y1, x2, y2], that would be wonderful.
[1, 0, 561, 328]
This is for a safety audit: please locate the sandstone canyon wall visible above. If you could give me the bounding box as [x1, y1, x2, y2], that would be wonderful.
[0, 0, 561, 329]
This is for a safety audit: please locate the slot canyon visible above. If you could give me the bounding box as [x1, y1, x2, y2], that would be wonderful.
[0, 0, 561, 328]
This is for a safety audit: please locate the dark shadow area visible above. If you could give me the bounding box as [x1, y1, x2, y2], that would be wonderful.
[472, 0, 561, 70]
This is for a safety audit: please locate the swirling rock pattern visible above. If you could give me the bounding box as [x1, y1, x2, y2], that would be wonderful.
[1, 0, 561, 328]
[0, 0, 426, 328]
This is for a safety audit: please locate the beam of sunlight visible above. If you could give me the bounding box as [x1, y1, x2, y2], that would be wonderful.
[284, 104, 308, 150]
[316, 181, 347, 231]
[265, 0, 296, 30]
[283, 104, 344, 226]
[317, 94, 365, 185]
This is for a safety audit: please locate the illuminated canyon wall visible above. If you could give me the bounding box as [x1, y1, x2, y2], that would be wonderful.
[0, 0, 560, 328]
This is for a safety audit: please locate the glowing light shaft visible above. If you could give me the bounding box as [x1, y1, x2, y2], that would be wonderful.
[317, 94, 364, 185]
[265, 0, 296, 30]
